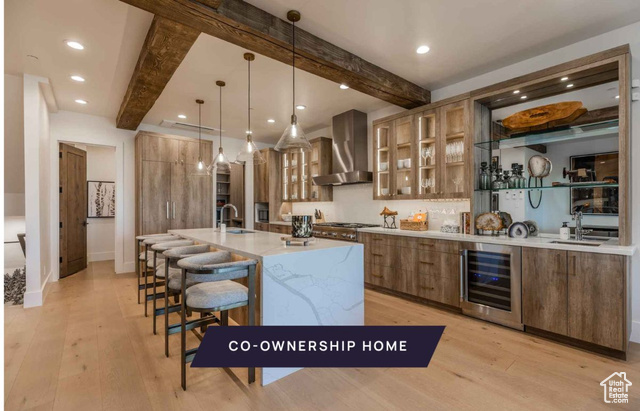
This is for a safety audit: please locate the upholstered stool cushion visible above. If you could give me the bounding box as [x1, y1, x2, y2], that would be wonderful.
[168, 277, 198, 291]
[146, 258, 164, 269]
[156, 266, 181, 279]
[136, 233, 171, 240]
[178, 253, 258, 282]
[151, 240, 193, 252]
[163, 244, 211, 259]
[186, 281, 248, 310]
[143, 235, 178, 246]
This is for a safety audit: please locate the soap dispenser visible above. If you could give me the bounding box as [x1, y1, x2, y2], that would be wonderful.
[560, 222, 570, 240]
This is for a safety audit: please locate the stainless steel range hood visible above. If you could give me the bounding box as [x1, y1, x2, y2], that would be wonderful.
[312, 110, 372, 186]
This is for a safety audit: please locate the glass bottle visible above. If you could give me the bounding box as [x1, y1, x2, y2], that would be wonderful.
[492, 167, 503, 190]
[508, 164, 518, 188]
[479, 162, 490, 190]
[518, 165, 527, 188]
[502, 170, 511, 189]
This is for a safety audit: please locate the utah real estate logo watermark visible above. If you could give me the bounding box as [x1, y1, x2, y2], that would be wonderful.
[600, 372, 632, 404]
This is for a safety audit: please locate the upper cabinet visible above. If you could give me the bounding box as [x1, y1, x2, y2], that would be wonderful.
[282, 137, 332, 202]
[374, 98, 470, 200]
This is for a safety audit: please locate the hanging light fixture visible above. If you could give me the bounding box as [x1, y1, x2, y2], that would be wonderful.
[236, 53, 265, 164]
[210, 80, 231, 173]
[274, 10, 311, 154]
[191, 99, 210, 177]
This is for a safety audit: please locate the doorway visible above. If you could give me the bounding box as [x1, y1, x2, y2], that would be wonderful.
[59, 143, 87, 277]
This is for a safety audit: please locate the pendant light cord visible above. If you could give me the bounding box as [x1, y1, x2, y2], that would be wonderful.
[248, 58, 251, 135]
[198, 102, 202, 162]
[292, 19, 296, 116]
[219, 85, 223, 149]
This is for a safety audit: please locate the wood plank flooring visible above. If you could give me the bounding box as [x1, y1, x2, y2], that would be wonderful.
[5, 260, 640, 410]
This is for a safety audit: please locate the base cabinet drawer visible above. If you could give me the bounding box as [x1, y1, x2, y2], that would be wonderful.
[254, 222, 270, 232]
[269, 224, 291, 234]
[365, 264, 410, 294]
[413, 274, 460, 307]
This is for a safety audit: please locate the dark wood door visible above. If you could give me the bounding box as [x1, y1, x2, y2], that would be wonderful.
[59, 143, 87, 278]
[141, 160, 172, 235]
[568, 252, 625, 350]
[522, 248, 568, 335]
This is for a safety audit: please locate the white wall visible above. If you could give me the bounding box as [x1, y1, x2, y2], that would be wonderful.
[84, 145, 116, 262]
[431, 21, 640, 342]
[47, 110, 269, 281]
[22, 74, 52, 307]
[4, 74, 25, 216]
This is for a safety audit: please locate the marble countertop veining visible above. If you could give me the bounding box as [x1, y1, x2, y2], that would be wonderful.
[169, 228, 358, 259]
[358, 227, 636, 256]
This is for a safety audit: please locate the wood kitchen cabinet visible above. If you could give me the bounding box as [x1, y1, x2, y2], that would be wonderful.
[282, 137, 332, 202]
[254, 148, 290, 223]
[373, 98, 470, 200]
[522, 247, 627, 352]
[135, 131, 213, 236]
[269, 224, 291, 235]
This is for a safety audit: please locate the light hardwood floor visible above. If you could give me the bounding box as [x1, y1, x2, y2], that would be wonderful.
[5, 261, 640, 410]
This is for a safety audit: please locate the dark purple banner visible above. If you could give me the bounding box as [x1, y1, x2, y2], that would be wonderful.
[191, 326, 445, 368]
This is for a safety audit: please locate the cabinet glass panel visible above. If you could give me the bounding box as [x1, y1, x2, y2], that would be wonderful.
[376, 126, 390, 197]
[282, 154, 289, 201]
[442, 106, 465, 194]
[301, 151, 308, 200]
[395, 120, 413, 196]
[418, 113, 437, 195]
[290, 153, 299, 201]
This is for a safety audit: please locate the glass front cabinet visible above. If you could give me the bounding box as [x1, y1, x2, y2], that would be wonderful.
[373, 98, 470, 200]
[282, 136, 333, 203]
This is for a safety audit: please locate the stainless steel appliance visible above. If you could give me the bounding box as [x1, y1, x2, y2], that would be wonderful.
[460, 242, 523, 330]
[255, 203, 269, 223]
[312, 110, 372, 186]
[312, 222, 379, 242]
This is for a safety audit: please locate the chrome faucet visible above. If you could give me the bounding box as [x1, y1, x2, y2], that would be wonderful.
[572, 204, 592, 241]
[220, 204, 238, 228]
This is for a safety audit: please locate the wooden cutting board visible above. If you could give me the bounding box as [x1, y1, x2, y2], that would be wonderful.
[502, 101, 584, 129]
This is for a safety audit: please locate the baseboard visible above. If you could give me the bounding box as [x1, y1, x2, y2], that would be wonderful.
[88, 251, 115, 262]
[23, 269, 52, 308]
[631, 321, 640, 343]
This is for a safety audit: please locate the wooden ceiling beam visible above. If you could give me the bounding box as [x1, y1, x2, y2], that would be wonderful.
[119, 0, 430, 109]
[116, 15, 200, 130]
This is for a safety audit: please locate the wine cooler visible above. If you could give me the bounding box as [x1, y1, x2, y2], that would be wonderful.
[460, 243, 523, 330]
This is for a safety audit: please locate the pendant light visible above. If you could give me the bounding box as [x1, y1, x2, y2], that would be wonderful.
[211, 80, 231, 173]
[236, 53, 265, 164]
[274, 10, 312, 154]
[191, 99, 210, 177]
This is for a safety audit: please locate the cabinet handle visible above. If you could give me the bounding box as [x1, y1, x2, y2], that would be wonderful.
[571, 255, 577, 276]
[420, 242, 434, 247]
[420, 286, 435, 290]
[373, 238, 383, 241]
[172, 202, 176, 219]
[420, 261, 434, 265]
[372, 273, 384, 278]
[166, 201, 170, 220]
[372, 253, 384, 257]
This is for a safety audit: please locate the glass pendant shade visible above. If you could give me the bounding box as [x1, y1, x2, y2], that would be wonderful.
[275, 114, 311, 153]
[191, 99, 211, 177]
[213, 146, 231, 173]
[237, 135, 265, 164]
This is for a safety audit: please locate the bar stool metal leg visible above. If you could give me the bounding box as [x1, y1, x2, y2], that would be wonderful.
[248, 264, 256, 384]
[180, 268, 187, 391]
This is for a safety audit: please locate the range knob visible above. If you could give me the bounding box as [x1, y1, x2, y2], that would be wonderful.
[321, 231, 328, 236]
[331, 232, 338, 237]
[341, 233, 347, 238]
[348, 234, 356, 240]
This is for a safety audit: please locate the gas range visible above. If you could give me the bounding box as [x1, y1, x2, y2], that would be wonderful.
[312, 222, 380, 242]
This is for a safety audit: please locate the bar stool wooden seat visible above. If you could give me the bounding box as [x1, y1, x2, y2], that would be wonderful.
[135, 233, 175, 304]
[177, 252, 257, 390]
[161, 244, 212, 357]
[149, 240, 195, 334]
[141, 235, 180, 316]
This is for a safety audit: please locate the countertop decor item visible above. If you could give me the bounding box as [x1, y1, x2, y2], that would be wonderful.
[461, 212, 471, 234]
[380, 207, 398, 229]
[528, 155, 552, 178]
[291, 215, 313, 238]
[499, 211, 513, 229]
[281, 236, 315, 246]
[281, 213, 293, 222]
[400, 219, 428, 231]
[502, 101, 584, 130]
[440, 220, 460, 233]
[314, 209, 325, 223]
[523, 220, 539, 236]
[508, 222, 529, 238]
[475, 212, 504, 232]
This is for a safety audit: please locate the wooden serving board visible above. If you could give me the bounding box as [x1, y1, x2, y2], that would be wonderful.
[502, 101, 584, 130]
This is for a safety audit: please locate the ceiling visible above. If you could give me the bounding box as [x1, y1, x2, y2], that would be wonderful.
[5, 0, 640, 144]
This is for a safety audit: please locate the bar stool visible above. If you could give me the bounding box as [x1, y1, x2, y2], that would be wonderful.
[177, 252, 257, 390]
[135, 233, 173, 304]
[142, 235, 180, 316]
[162, 244, 212, 357]
[149, 239, 195, 334]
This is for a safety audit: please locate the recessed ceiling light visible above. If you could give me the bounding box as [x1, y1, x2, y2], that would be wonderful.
[416, 45, 430, 54]
[513, 90, 520, 94]
[566, 83, 574, 88]
[339, 84, 349, 90]
[520, 95, 527, 100]
[615, 95, 620, 99]
[296, 105, 306, 110]
[65, 40, 84, 50]
[178, 114, 187, 119]
[267, 119, 275, 123]
[561, 77, 569, 81]
[75, 99, 88, 104]
[70, 75, 85, 82]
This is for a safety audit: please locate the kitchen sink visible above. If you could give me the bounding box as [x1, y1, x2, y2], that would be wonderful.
[226, 229, 255, 234]
[548, 240, 603, 247]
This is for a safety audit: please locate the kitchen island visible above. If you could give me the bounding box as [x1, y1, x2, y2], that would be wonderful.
[168, 228, 364, 385]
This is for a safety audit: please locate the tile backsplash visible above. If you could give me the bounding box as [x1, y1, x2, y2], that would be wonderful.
[290, 183, 470, 230]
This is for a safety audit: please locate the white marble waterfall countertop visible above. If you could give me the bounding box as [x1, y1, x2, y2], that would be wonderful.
[358, 227, 636, 256]
[169, 228, 358, 259]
